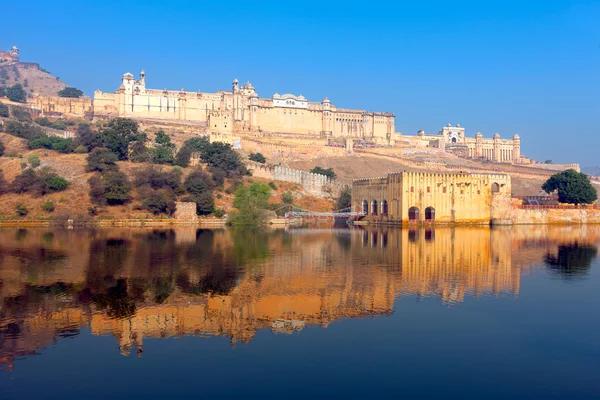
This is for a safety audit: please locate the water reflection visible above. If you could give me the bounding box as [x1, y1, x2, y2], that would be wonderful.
[0, 225, 598, 369]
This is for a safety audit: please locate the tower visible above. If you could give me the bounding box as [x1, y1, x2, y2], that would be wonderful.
[475, 132, 483, 159]
[512, 134, 521, 162]
[321, 97, 332, 136]
[10, 46, 19, 62]
[493, 133, 501, 162]
[139, 69, 146, 88]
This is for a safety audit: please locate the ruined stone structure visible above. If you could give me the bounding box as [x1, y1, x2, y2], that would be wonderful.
[352, 171, 511, 225]
[0, 46, 19, 64]
[408, 124, 521, 163]
[93, 71, 395, 145]
[32, 95, 93, 117]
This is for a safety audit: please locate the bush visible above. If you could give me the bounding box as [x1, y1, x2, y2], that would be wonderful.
[249, 152, 266, 164]
[28, 154, 40, 168]
[0, 170, 8, 194]
[336, 186, 351, 210]
[88, 175, 106, 206]
[41, 200, 55, 212]
[86, 147, 118, 172]
[16, 203, 28, 216]
[185, 169, 214, 196]
[268, 181, 277, 191]
[74, 145, 88, 153]
[134, 165, 181, 191]
[310, 166, 336, 179]
[4, 120, 44, 141]
[213, 208, 226, 218]
[0, 140, 4, 156]
[141, 190, 170, 214]
[75, 123, 102, 151]
[20, 161, 27, 169]
[45, 175, 69, 192]
[0, 103, 8, 118]
[103, 170, 132, 205]
[282, 191, 294, 205]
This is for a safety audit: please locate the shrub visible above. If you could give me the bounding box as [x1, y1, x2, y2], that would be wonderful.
[74, 145, 88, 153]
[103, 170, 132, 205]
[20, 161, 27, 169]
[41, 200, 55, 212]
[183, 191, 214, 215]
[268, 182, 277, 191]
[141, 191, 170, 214]
[211, 167, 226, 187]
[134, 165, 181, 191]
[0, 170, 8, 194]
[45, 175, 69, 192]
[0, 140, 4, 156]
[185, 169, 213, 196]
[0, 103, 9, 118]
[310, 166, 336, 179]
[213, 208, 225, 218]
[28, 154, 40, 168]
[11, 169, 43, 194]
[88, 175, 106, 206]
[336, 186, 352, 210]
[282, 191, 294, 205]
[16, 203, 28, 216]
[249, 152, 266, 164]
[86, 147, 118, 172]
[75, 123, 102, 151]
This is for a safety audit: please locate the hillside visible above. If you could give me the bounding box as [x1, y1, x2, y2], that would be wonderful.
[0, 63, 68, 98]
[0, 133, 333, 221]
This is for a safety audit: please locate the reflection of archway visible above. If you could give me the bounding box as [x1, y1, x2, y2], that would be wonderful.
[408, 207, 419, 221]
[393, 199, 399, 216]
[371, 200, 378, 216]
[362, 200, 369, 215]
[425, 207, 435, 221]
[408, 229, 418, 242]
[491, 183, 500, 193]
[381, 200, 388, 216]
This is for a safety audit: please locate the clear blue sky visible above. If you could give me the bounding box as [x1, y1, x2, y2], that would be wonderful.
[2, 0, 599, 165]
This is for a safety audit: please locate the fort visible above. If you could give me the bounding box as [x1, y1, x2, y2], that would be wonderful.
[93, 71, 396, 145]
[0, 46, 19, 64]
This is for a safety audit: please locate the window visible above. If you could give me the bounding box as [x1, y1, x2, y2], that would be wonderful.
[443, 187, 447, 193]
[427, 186, 431, 193]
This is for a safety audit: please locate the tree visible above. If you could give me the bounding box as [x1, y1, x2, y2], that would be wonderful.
[282, 191, 294, 205]
[336, 186, 352, 210]
[228, 182, 271, 227]
[542, 169, 598, 205]
[0, 103, 9, 118]
[141, 190, 170, 214]
[86, 148, 118, 172]
[310, 166, 336, 179]
[152, 130, 175, 165]
[249, 152, 266, 164]
[0, 140, 4, 156]
[76, 123, 102, 151]
[6, 84, 26, 103]
[100, 118, 141, 160]
[103, 170, 132, 205]
[16, 203, 28, 216]
[185, 170, 214, 196]
[57, 87, 84, 98]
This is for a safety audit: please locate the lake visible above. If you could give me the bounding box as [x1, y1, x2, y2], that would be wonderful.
[0, 225, 599, 398]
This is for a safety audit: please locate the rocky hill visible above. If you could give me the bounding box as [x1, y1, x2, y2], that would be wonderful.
[0, 63, 68, 99]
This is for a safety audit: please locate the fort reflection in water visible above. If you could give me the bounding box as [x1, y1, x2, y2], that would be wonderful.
[0, 225, 597, 369]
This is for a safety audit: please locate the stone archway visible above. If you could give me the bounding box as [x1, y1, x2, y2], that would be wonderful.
[371, 200, 378, 216]
[408, 206, 419, 221]
[425, 207, 435, 221]
[381, 200, 388, 216]
[491, 182, 500, 193]
[362, 200, 369, 215]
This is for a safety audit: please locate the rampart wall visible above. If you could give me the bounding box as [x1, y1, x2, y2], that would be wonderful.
[247, 161, 343, 197]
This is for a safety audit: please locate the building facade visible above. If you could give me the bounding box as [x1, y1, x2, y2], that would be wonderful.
[352, 171, 511, 225]
[93, 71, 395, 145]
[32, 95, 93, 117]
[411, 124, 521, 163]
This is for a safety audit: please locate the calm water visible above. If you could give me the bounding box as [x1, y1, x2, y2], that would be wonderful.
[0, 225, 599, 399]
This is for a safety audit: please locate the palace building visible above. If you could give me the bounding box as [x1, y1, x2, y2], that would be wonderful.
[352, 171, 511, 225]
[93, 71, 395, 145]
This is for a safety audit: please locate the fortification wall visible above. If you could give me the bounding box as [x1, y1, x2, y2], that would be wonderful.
[526, 163, 581, 173]
[247, 161, 343, 197]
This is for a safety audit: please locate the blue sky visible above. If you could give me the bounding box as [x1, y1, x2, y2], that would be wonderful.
[2, 0, 599, 164]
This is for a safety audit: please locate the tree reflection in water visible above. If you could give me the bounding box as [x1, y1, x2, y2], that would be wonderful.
[545, 242, 598, 279]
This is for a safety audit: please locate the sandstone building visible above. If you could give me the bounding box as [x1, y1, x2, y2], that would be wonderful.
[32, 94, 93, 117]
[93, 71, 396, 145]
[352, 171, 511, 225]
[406, 124, 521, 163]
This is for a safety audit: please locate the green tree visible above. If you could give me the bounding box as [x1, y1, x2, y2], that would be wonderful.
[57, 87, 84, 98]
[86, 147, 118, 172]
[282, 191, 294, 205]
[0, 103, 9, 117]
[542, 169, 598, 205]
[336, 186, 352, 210]
[103, 170, 132, 205]
[249, 152, 266, 164]
[228, 182, 271, 227]
[141, 190, 171, 215]
[151, 130, 175, 165]
[76, 123, 102, 151]
[6, 84, 26, 103]
[100, 118, 141, 160]
[310, 166, 336, 179]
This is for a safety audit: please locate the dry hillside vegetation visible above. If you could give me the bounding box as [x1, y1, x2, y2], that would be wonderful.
[0, 64, 68, 98]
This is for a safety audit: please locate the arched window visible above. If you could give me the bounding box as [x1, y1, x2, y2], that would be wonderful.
[425, 207, 435, 221]
[362, 200, 369, 215]
[371, 200, 378, 216]
[410, 186, 415, 193]
[408, 207, 419, 221]
[381, 200, 388, 216]
[491, 183, 500, 193]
